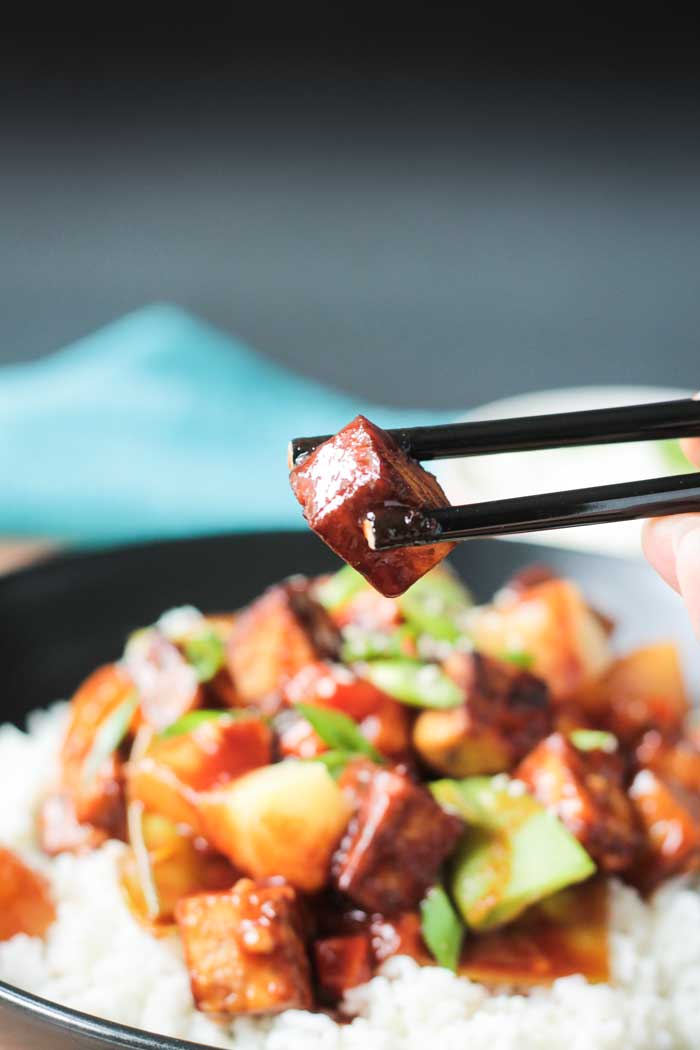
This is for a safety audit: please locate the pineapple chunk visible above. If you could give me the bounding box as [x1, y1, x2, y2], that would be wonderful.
[583, 643, 688, 742]
[471, 579, 611, 702]
[197, 760, 351, 892]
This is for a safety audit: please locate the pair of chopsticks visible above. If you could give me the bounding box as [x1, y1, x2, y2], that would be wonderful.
[290, 399, 700, 550]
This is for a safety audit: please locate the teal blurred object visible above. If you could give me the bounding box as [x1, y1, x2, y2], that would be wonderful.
[0, 304, 453, 544]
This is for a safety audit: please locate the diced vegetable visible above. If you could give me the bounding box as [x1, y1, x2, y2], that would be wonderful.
[176, 879, 312, 1014]
[61, 663, 135, 783]
[58, 663, 134, 838]
[583, 643, 689, 743]
[431, 777, 596, 930]
[0, 848, 55, 941]
[122, 808, 235, 928]
[295, 703, 383, 763]
[282, 661, 411, 760]
[470, 579, 612, 701]
[362, 660, 463, 709]
[159, 709, 241, 739]
[570, 729, 618, 753]
[516, 734, 640, 873]
[81, 693, 138, 787]
[500, 650, 534, 670]
[197, 760, 351, 892]
[309, 749, 358, 778]
[340, 624, 416, 663]
[124, 629, 202, 731]
[315, 565, 369, 612]
[128, 715, 271, 829]
[398, 565, 472, 642]
[459, 878, 610, 986]
[420, 885, 464, 972]
[126, 801, 160, 920]
[183, 630, 226, 682]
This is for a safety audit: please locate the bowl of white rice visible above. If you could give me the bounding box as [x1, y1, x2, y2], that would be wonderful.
[0, 532, 698, 1050]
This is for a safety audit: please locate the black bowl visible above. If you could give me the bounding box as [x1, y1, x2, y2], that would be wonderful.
[0, 532, 695, 1049]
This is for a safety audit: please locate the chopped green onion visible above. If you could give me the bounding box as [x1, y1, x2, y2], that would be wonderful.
[127, 800, 160, 920]
[183, 630, 226, 682]
[399, 566, 472, 642]
[82, 693, 138, 788]
[307, 749, 356, 779]
[420, 885, 464, 972]
[159, 709, 243, 739]
[500, 649, 534, 670]
[570, 729, 618, 754]
[341, 624, 416, 663]
[362, 660, 463, 709]
[315, 565, 369, 611]
[295, 703, 383, 763]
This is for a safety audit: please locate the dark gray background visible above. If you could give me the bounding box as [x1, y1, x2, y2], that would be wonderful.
[2, 17, 700, 410]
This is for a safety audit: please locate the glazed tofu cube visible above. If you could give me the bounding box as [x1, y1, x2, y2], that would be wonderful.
[197, 760, 351, 892]
[38, 792, 110, 856]
[369, 911, 429, 964]
[176, 878, 312, 1015]
[314, 933, 373, 1001]
[227, 579, 340, 706]
[629, 769, 700, 889]
[127, 715, 271, 829]
[414, 652, 552, 776]
[289, 415, 455, 598]
[0, 848, 55, 940]
[470, 578, 612, 702]
[516, 733, 640, 873]
[332, 768, 463, 912]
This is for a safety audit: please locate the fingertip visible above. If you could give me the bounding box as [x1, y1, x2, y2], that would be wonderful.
[675, 523, 700, 640]
[680, 437, 700, 468]
[680, 392, 700, 467]
[642, 516, 682, 592]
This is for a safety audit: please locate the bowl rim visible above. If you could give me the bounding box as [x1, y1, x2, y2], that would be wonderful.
[0, 977, 209, 1050]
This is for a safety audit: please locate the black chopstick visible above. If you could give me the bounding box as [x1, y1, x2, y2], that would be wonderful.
[290, 398, 700, 466]
[363, 472, 700, 550]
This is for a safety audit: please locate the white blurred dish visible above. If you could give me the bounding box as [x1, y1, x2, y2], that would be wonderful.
[434, 385, 692, 559]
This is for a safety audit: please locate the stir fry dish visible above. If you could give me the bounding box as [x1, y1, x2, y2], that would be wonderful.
[5, 562, 700, 1018]
[290, 414, 455, 596]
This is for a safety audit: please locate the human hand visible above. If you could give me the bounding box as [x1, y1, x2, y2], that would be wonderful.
[642, 434, 700, 638]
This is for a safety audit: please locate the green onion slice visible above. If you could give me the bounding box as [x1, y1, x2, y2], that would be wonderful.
[420, 884, 464, 972]
[295, 703, 383, 763]
[361, 660, 463, 709]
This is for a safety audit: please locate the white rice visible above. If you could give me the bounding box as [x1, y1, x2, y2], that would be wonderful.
[0, 706, 698, 1050]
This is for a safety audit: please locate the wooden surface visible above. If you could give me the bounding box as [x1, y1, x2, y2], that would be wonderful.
[0, 541, 54, 575]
